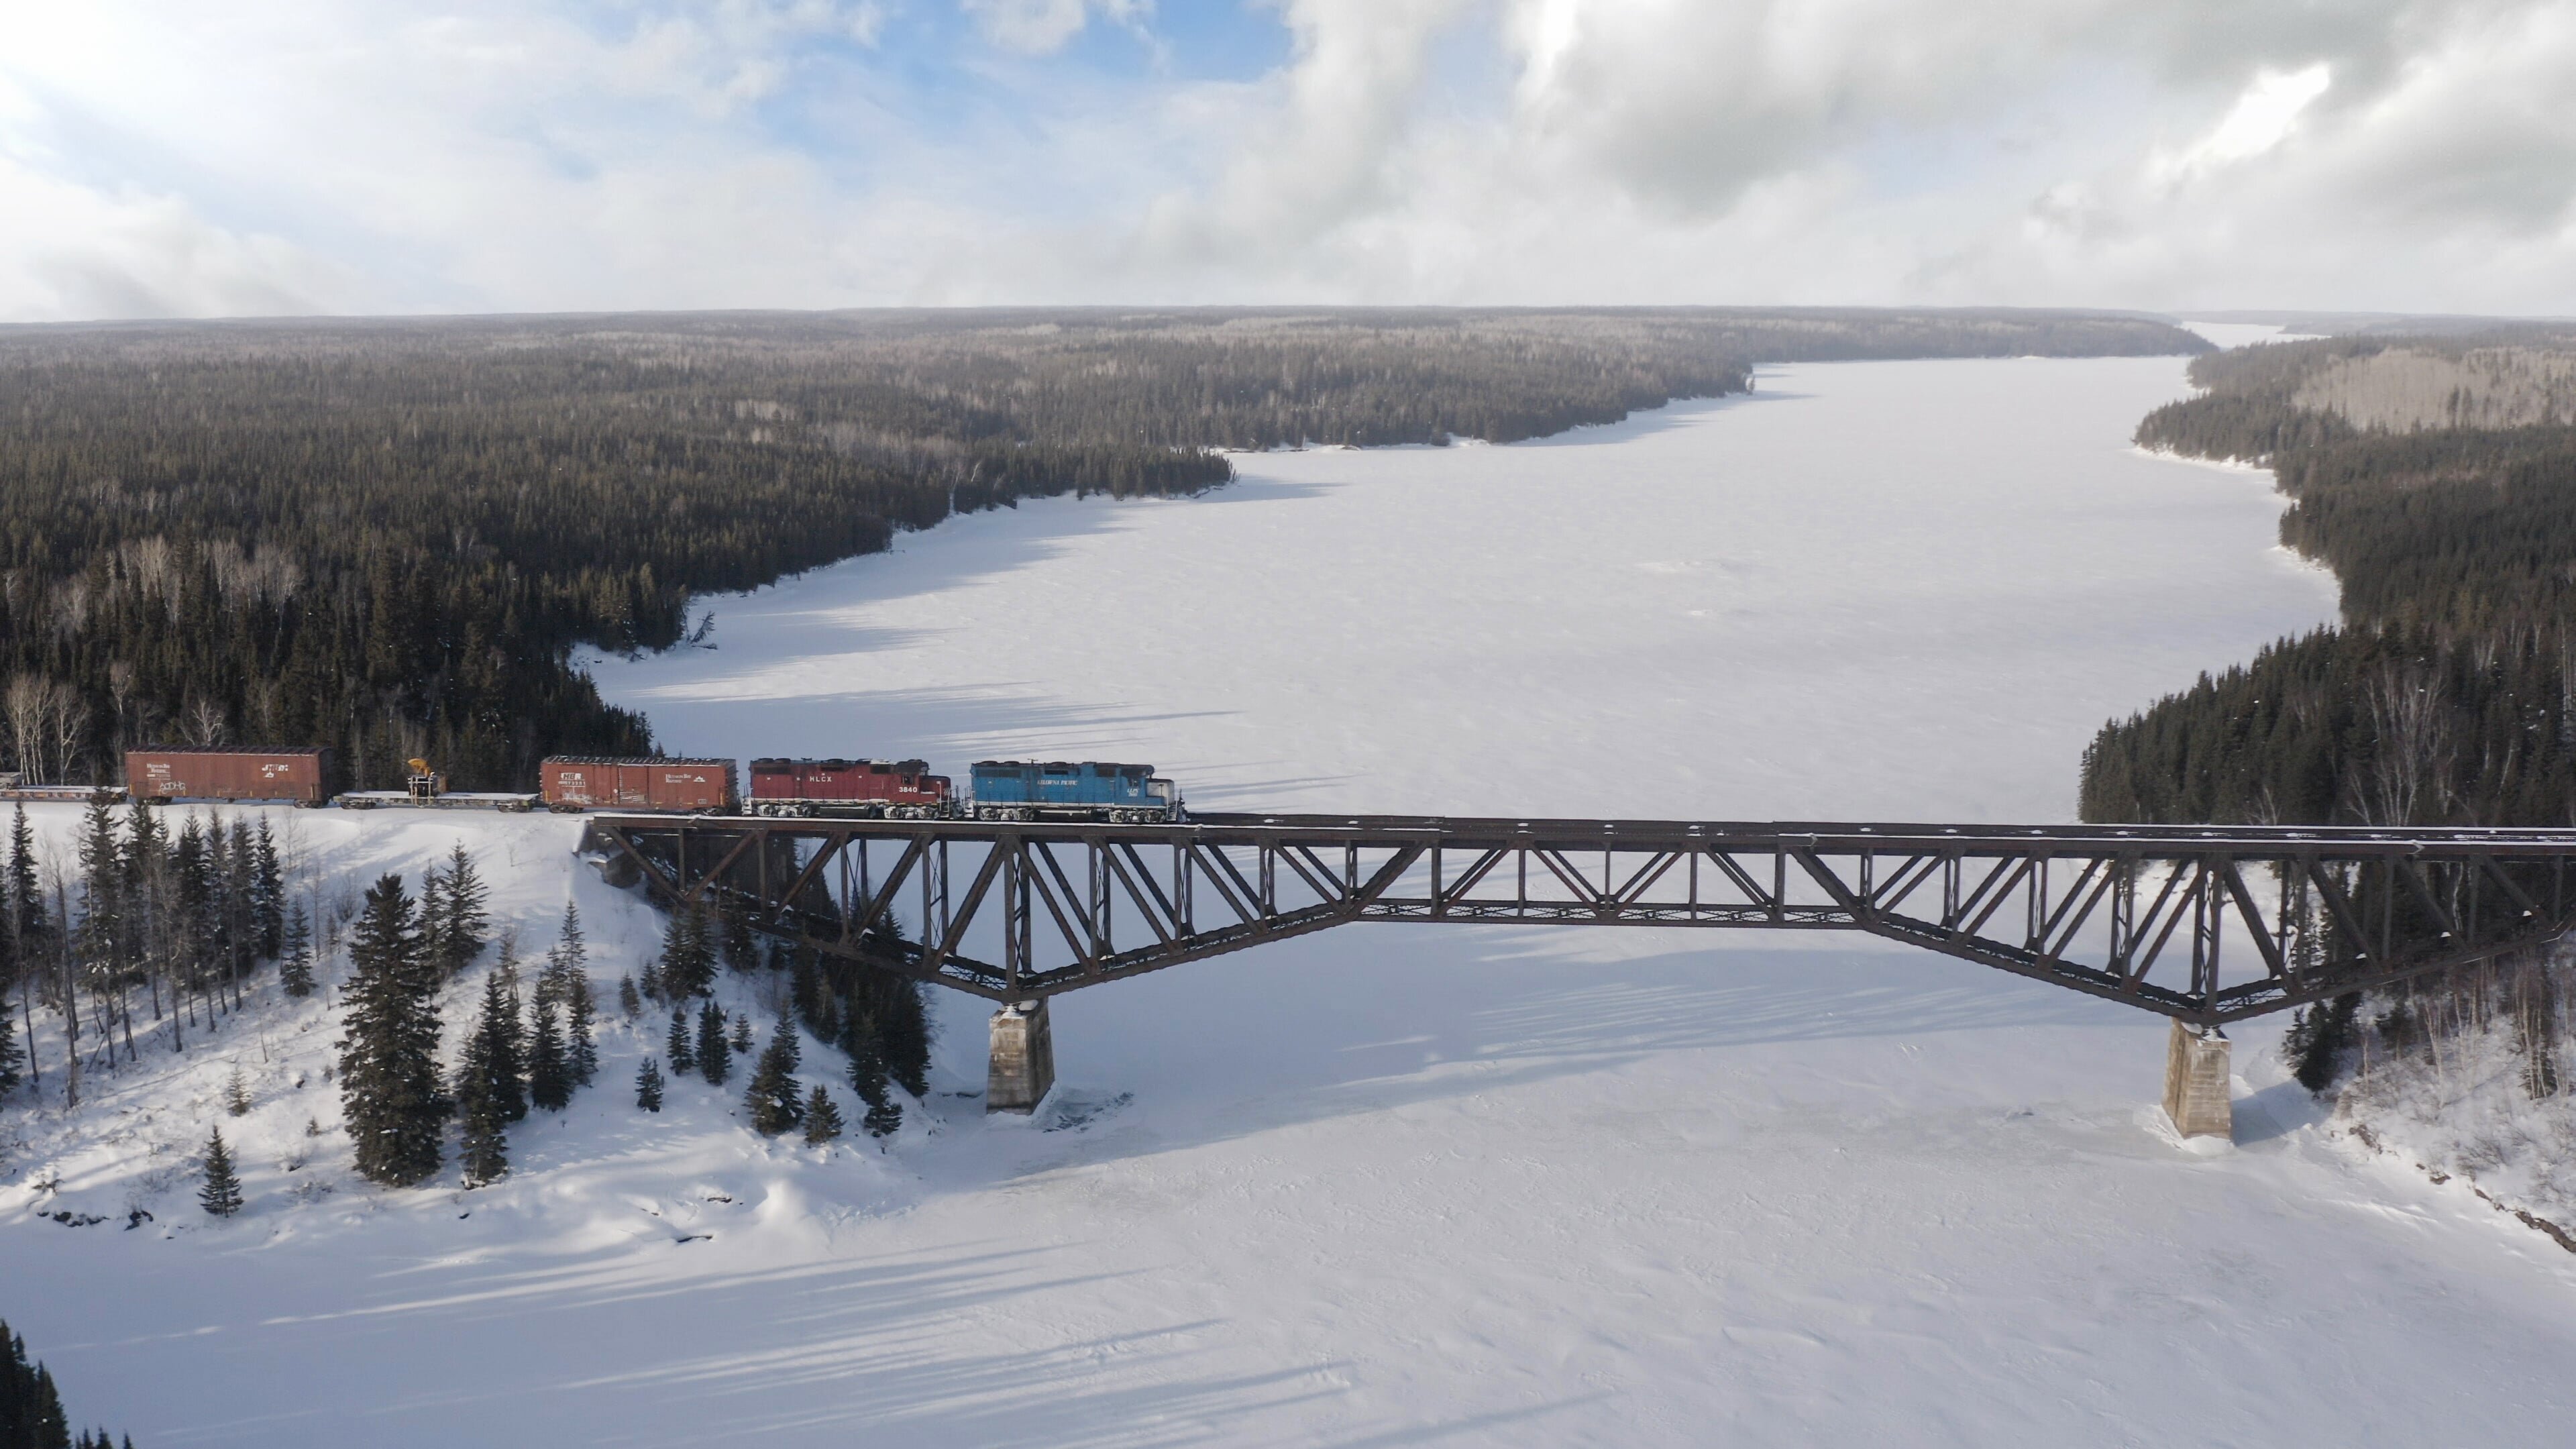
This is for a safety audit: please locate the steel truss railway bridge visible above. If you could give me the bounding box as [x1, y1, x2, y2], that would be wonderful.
[581, 812, 2576, 1136]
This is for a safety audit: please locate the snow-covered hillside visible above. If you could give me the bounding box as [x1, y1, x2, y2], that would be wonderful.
[9, 352, 2576, 1444]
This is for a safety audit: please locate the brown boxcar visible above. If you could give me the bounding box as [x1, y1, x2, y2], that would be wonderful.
[540, 756, 737, 813]
[125, 747, 332, 805]
[747, 757, 953, 816]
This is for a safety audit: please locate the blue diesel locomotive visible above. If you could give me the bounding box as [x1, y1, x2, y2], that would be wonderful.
[969, 761, 1181, 822]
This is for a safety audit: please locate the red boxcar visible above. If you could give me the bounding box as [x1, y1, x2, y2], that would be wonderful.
[747, 758, 953, 817]
[540, 756, 737, 813]
[125, 747, 332, 805]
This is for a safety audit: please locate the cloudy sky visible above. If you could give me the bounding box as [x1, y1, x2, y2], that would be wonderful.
[3, 0, 2573, 321]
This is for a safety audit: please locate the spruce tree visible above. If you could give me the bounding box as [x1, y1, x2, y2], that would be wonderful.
[665, 1005, 694, 1075]
[745, 1022, 803, 1136]
[0, 987, 20, 1098]
[337, 873, 445, 1187]
[455, 978, 513, 1189]
[528, 997, 570, 1112]
[457, 969, 527, 1138]
[878, 977, 932, 1099]
[863, 1095, 903, 1140]
[802, 1085, 843, 1145]
[223, 1063, 252, 1117]
[223, 818, 256, 987]
[638, 956, 665, 1005]
[616, 974, 643, 1021]
[199, 1127, 244, 1217]
[5, 802, 40, 945]
[2294, 992, 2362, 1093]
[719, 898, 758, 975]
[429, 841, 489, 979]
[551, 900, 586, 981]
[789, 949, 823, 1034]
[278, 900, 316, 997]
[252, 817, 284, 959]
[659, 905, 716, 998]
[696, 999, 730, 1086]
[843, 1009, 899, 1138]
[635, 1056, 665, 1112]
[729, 1012, 753, 1054]
[1, 1317, 73, 1448]
[548, 934, 598, 1087]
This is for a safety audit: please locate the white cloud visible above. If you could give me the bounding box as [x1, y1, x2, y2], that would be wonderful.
[2147, 63, 2331, 184]
[961, 0, 1150, 55]
[0, 0, 2571, 318]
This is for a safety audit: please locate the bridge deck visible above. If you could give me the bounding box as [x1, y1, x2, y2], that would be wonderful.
[580, 813, 2576, 1024]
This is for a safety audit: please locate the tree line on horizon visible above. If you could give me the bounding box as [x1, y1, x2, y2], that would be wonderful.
[0, 307, 2203, 792]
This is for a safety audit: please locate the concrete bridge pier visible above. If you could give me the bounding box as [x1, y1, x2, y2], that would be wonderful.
[989, 1000, 1057, 1113]
[2163, 1020, 2233, 1140]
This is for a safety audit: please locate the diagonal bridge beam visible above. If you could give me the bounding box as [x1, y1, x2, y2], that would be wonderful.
[580, 814, 2576, 1024]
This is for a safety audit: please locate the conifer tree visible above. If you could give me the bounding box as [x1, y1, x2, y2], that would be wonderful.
[199, 1126, 244, 1217]
[457, 969, 527, 1136]
[802, 1085, 843, 1145]
[878, 977, 932, 1099]
[455, 977, 515, 1189]
[0, 983, 19, 1098]
[545, 918, 598, 1086]
[789, 949, 824, 1034]
[551, 900, 586, 981]
[696, 999, 730, 1086]
[223, 818, 256, 987]
[635, 1056, 664, 1113]
[744, 1022, 803, 1136]
[638, 955, 665, 1005]
[427, 841, 489, 979]
[252, 817, 284, 959]
[729, 1012, 753, 1054]
[337, 873, 445, 1187]
[616, 974, 643, 1021]
[528, 997, 570, 1112]
[843, 1009, 899, 1138]
[659, 905, 716, 998]
[1, 1317, 73, 1448]
[719, 898, 758, 975]
[665, 1005, 694, 1075]
[278, 900, 316, 997]
[863, 1095, 903, 1140]
[223, 1063, 252, 1117]
[1, 804, 38, 1097]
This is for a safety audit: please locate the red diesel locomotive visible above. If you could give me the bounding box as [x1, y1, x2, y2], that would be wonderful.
[747, 757, 954, 818]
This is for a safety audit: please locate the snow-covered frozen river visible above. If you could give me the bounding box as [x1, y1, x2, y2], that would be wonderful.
[15, 346, 2576, 1446]
[564, 352, 2574, 1442]
[601, 354, 2330, 822]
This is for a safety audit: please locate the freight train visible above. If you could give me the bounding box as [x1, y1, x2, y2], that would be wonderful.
[0, 747, 1183, 822]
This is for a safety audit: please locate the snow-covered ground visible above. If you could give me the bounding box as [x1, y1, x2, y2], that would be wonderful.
[13, 348, 2576, 1444]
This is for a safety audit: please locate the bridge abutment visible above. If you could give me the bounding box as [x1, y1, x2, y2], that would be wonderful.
[989, 1000, 1057, 1113]
[2162, 1020, 2232, 1140]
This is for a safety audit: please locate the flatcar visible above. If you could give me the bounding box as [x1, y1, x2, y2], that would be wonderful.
[749, 758, 954, 818]
[125, 747, 333, 806]
[540, 756, 738, 814]
[0, 774, 115, 804]
[968, 761, 1180, 822]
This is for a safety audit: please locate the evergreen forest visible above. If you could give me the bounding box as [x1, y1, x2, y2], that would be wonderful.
[2082, 329, 2576, 827]
[0, 308, 2202, 792]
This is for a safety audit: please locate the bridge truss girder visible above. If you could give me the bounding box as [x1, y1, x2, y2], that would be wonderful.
[580, 814, 2576, 1025]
